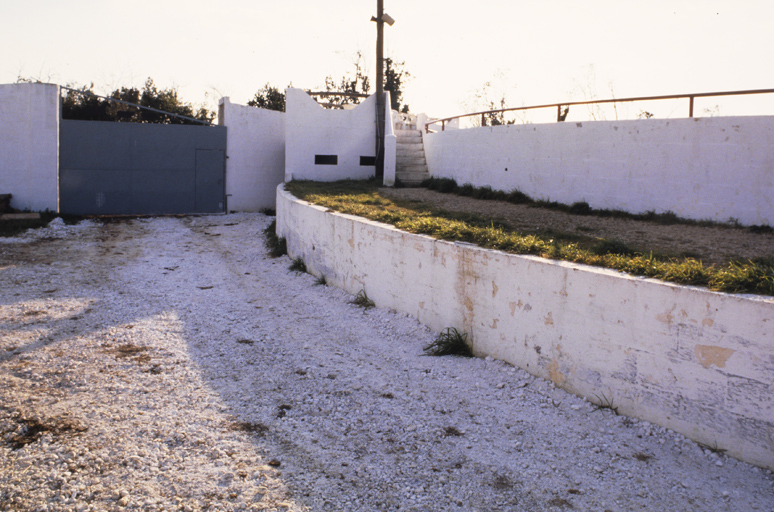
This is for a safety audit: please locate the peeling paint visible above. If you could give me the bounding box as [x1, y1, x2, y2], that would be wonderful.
[702, 318, 714, 328]
[490, 319, 499, 329]
[695, 345, 735, 369]
[524, 303, 532, 312]
[509, 302, 517, 316]
[544, 312, 554, 326]
[492, 281, 499, 298]
[419, 302, 425, 309]
[348, 238, 355, 249]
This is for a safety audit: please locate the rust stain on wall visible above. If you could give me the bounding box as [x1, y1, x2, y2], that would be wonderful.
[657, 310, 674, 325]
[492, 281, 499, 298]
[509, 302, 517, 316]
[702, 318, 714, 328]
[419, 302, 425, 309]
[490, 319, 499, 329]
[695, 345, 735, 369]
[464, 297, 474, 312]
[348, 238, 355, 249]
[544, 312, 554, 326]
[547, 358, 566, 386]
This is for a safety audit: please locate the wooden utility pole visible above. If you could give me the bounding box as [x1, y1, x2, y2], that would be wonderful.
[374, 0, 385, 179]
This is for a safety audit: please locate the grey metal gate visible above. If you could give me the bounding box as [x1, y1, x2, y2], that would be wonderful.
[59, 120, 227, 215]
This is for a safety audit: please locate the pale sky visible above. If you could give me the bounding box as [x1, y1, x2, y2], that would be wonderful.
[2, 0, 773, 120]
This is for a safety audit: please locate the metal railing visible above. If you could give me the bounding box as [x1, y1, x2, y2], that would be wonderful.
[425, 88, 774, 132]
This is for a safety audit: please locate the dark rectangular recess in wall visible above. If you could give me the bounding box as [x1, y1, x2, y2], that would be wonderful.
[315, 154, 338, 165]
[360, 156, 376, 166]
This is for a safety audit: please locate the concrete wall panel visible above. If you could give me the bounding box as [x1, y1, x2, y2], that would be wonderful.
[219, 98, 285, 211]
[285, 88, 376, 182]
[277, 184, 774, 469]
[424, 117, 774, 225]
[0, 83, 59, 212]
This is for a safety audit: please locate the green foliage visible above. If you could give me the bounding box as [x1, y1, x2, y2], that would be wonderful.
[384, 58, 410, 113]
[285, 179, 774, 296]
[590, 239, 636, 256]
[62, 78, 214, 124]
[424, 328, 473, 357]
[247, 83, 286, 112]
[569, 201, 592, 215]
[322, 51, 371, 109]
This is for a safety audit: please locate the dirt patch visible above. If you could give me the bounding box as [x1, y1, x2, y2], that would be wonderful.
[381, 188, 774, 266]
[4, 415, 87, 450]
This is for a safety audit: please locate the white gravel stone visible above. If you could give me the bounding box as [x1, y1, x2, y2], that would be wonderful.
[1, 213, 773, 511]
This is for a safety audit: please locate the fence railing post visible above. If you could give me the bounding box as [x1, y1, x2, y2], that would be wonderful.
[689, 96, 694, 118]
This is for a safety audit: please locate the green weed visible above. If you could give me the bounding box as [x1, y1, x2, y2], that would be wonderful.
[289, 257, 306, 273]
[349, 289, 375, 310]
[592, 393, 619, 415]
[423, 327, 473, 357]
[263, 220, 287, 258]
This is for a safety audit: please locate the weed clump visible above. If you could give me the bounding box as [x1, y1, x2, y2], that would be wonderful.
[349, 289, 375, 310]
[314, 274, 327, 286]
[289, 257, 307, 273]
[263, 220, 287, 258]
[591, 239, 637, 256]
[423, 327, 473, 357]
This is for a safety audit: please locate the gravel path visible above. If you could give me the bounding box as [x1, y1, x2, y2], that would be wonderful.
[1, 214, 773, 511]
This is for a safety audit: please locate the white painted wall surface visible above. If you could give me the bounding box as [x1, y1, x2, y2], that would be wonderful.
[424, 117, 774, 226]
[277, 185, 774, 470]
[383, 92, 397, 187]
[285, 88, 376, 182]
[0, 83, 59, 212]
[219, 97, 285, 211]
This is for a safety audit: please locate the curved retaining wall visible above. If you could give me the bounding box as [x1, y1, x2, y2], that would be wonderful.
[277, 185, 774, 469]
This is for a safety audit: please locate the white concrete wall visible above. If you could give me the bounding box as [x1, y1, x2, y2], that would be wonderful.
[277, 184, 774, 470]
[285, 88, 376, 181]
[424, 117, 774, 226]
[0, 83, 59, 212]
[383, 92, 397, 187]
[218, 97, 285, 211]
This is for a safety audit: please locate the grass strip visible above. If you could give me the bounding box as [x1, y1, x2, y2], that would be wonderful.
[421, 176, 773, 231]
[284, 180, 774, 296]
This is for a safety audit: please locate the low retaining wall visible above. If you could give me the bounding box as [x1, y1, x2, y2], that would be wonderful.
[277, 185, 774, 469]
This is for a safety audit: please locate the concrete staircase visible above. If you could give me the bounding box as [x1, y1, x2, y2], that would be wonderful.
[395, 129, 429, 186]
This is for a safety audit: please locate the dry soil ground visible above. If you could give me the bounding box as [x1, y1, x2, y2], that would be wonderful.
[381, 188, 774, 266]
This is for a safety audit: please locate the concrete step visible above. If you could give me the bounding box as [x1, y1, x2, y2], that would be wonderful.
[396, 163, 429, 173]
[396, 170, 430, 186]
[397, 154, 427, 165]
[396, 131, 422, 144]
[397, 141, 424, 150]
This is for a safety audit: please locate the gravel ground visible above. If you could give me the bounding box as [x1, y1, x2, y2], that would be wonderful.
[1, 214, 773, 512]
